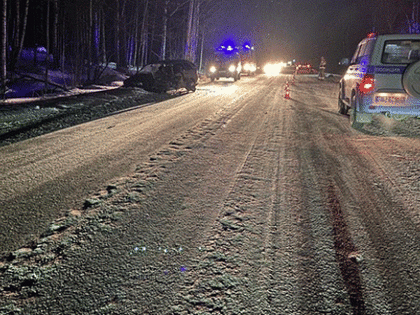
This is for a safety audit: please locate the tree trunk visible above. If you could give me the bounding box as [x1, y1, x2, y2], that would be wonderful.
[93, 10, 99, 65]
[44, 0, 50, 95]
[140, 0, 149, 67]
[161, 0, 168, 60]
[115, 0, 120, 67]
[101, 8, 107, 64]
[1, 0, 6, 95]
[199, 29, 204, 72]
[185, 0, 194, 61]
[14, 0, 21, 52]
[120, 0, 127, 68]
[148, 0, 157, 62]
[132, 0, 140, 68]
[8, 0, 29, 72]
[52, 0, 59, 68]
[88, 0, 93, 79]
[191, 0, 199, 63]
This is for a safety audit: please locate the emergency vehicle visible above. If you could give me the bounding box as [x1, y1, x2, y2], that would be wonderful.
[207, 42, 242, 82]
[338, 32, 420, 128]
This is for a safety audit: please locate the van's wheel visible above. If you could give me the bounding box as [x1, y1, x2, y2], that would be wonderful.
[338, 90, 348, 115]
[350, 94, 364, 129]
[349, 108, 363, 129]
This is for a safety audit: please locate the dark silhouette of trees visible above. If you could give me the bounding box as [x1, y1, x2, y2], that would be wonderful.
[0, 0, 212, 93]
[1, 0, 419, 96]
[1, 0, 6, 95]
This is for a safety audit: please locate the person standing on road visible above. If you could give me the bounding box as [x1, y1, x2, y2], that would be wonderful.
[319, 56, 326, 80]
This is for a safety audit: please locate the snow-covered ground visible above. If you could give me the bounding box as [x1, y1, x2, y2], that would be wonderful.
[3, 50, 129, 104]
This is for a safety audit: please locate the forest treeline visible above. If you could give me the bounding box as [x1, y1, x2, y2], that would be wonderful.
[1, 0, 420, 95]
[0, 0, 223, 93]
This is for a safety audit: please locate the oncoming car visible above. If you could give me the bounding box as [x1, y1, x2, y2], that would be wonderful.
[208, 61, 241, 81]
[124, 60, 198, 93]
[242, 62, 257, 76]
[338, 33, 420, 127]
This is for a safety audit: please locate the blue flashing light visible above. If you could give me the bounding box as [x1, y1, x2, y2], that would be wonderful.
[243, 41, 253, 51]
[216, 40, 239, 55]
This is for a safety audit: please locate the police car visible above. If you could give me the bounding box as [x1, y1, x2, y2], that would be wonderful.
[338, 33, 420, 128]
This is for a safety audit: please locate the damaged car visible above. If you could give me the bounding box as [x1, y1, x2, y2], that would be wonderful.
[124, 60, 198, 93]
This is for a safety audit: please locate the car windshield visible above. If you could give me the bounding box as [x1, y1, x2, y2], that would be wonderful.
[382, 40, 420, 64]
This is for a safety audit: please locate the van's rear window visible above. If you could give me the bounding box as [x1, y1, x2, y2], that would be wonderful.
[382, 40, 420, 64]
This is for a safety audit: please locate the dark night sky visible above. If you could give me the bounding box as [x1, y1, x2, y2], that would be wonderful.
[206, 0, 379, 71]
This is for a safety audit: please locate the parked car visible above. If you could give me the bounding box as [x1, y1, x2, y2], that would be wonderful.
[124, 60, 198, 93]
[296, 63, 316, 74]
[338, 33, 420, 127]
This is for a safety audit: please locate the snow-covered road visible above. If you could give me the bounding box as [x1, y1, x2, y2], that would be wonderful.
[1, 74, 420, 314]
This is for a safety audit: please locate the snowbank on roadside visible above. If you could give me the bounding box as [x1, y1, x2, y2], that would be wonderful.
[1, 82, 124, 106]
[2, 64, 128, 105]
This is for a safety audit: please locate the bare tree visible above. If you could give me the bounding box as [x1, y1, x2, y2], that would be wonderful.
[131, 0, 140, 67]
[1, 0, 6, 95]
[161, 0, 169, 59]
[0, 0, 229, 93]
[52, 0, 59, 68]
[140, 0, 149, 66]
[44, 0, 50, 94]
[160, 0, 189, 60]
[6, 0, 29, 73]
[184, 0, 194, 61]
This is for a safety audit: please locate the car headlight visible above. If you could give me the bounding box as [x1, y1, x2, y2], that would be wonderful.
[210, 66, 217, 73]
[243, 63, 255, 72]
[229, 65, 236, 73]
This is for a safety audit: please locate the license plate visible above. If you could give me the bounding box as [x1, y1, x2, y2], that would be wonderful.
[373, 93, 408, 106]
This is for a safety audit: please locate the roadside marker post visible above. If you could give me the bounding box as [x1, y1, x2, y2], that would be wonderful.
[284, 82, 291, 99]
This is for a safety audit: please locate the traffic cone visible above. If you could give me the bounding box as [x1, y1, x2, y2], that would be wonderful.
[284, 82, 290, 99]
[291, 74, 296, 85]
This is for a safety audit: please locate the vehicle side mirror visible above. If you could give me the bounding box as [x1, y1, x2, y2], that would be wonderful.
[339, 58, 350, 66]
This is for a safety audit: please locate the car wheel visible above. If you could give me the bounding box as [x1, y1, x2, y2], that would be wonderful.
[350, 94, 364, 129]
[350, 93, 372, 129]
[349, 108, 363, 129]
[402, 60, 420, 98]
[210, 76, 215, 82]
[338, 90, 348, 115]
[186, 79, 196, 92]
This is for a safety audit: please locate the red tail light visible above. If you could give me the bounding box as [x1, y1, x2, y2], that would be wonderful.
[359, 74, 375, 94]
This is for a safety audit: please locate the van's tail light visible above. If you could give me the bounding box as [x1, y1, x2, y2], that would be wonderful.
[359, 74, 375, 94]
